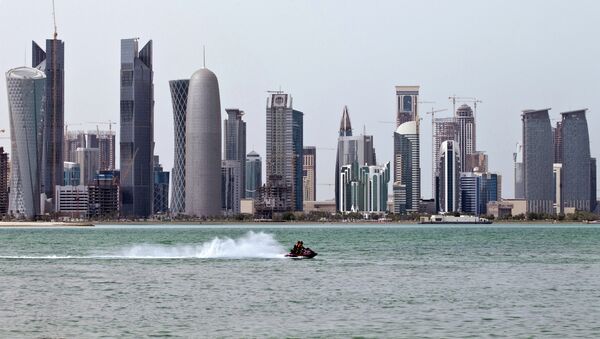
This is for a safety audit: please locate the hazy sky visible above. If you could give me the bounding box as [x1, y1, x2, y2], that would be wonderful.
[1, 0, 599, 201]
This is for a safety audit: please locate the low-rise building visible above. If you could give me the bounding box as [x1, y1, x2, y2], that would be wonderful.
[55, 185, 89, 218]
[303, 200, 336, 214]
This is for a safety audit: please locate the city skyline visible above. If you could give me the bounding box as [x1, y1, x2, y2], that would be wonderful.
[0, 1, 599, 201]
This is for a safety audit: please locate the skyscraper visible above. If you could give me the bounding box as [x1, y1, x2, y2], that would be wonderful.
[335, 106, 377, 211]
[33, 38, 64, 203]
[120, 38, 154, 218]
[265, 92, 303, 212]
[395, 86, 419, 127]
[438, 140, 460, 213]
[303, 146, 316, 202]
[522, 109, 554, 214]
[185, 67, 222, 217]
[0, 148, 8, 216]
[223, 108, 246, 211]
[63, 162, 80, 186]
[222, 160, 241, 215]
[513, 143, 524, 199]
[76, 148, 100, 186]
[168, 79, 189, 214]
[339, 161, 390, 213]
[245, 151, 262, 199]
[64, 130, 86, 163]
[433, 117, 459, 202]
[455, 104, 476, 172]
[560, 109, 592, 211]
[6, 67, 46, 219]
[88, 130, 116, 171]
[393, 121, 420, 214]
[153, 156, 169, 215]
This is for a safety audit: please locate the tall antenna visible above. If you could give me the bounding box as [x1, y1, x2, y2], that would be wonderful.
[203, 45, 206, 68]
[52, 0, 58, 39]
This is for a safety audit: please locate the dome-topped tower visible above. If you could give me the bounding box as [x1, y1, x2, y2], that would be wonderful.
[185, 67, 222, 217]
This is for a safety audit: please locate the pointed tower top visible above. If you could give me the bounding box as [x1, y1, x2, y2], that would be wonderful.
[52, 0, 58, 39]
[203, 46, 206, 68]
[339, 105, 352, 137]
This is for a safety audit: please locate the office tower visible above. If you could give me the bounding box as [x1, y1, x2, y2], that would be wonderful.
[153, 156, 169, 215]
[433, 117, 459, 199]
[63, 162, 81, 186]
[120, 38, 154, 218]
[185, 67, 222, 217]
[460, 173, 480, 215]
[559, 109, 592, 211]
[76, 148, 99, 186]
[0, 148, 8, 215]
[479, 172, 499, 214]
[64, 130, 86, 162]
[88, 170, 120, 219]
[55, 185, 89, 218]
[265, 92, 303, 212]
[335, 106, 377, 210]
[553, 163, 563, 215]
[6, 67, 45, 219]
[33, 38, 64, 202]
[465, 151, 488, 173]
[245, 151, 262, 199]
[438, 140, 460, 213]
[553, 121, 563, 164]
[393, 121, 420, 214]
[303, 146, 316, 202]
[223, 108, 246, 212]
[169, 79, 189, 214]
[339, 161, 390, 213]
[395, 86, 419, 127]
[513, 143, 524, 199]
[522, 109, 554, 214]
[222, 160, 241, 215]
[591, 158, 597, 212]
[292, 110, 304, 211]
[88, 130, 116, 171]
[455, 104, 476, 172]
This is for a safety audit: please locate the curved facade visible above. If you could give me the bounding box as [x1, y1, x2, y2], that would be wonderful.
[6, 67, 46, 219]
[169, 79, 189, 214]
[561, 109, 591, 211]
[185, 68, 222, 217]
[439, 140, 460, 213]
[393, 121, 420, 213]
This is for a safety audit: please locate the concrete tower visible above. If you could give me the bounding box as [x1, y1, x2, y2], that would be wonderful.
[185, 68, 222, 217]
[6, 67, 46, 219]
[455, 104, 476, 172]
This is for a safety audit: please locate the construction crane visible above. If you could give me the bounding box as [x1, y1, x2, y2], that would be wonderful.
[448, 95, 482, 118]
[86, 120, 117, 133]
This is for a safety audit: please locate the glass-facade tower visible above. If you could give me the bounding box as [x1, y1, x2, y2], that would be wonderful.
[169, 79, 189, 214]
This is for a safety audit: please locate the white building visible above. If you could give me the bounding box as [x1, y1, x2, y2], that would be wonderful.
[55, 185, 89, 218]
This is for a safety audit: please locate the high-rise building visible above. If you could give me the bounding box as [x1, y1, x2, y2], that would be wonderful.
[393, 121, 420, 214]
[153, 156, 169, 215]
[0, 148, 8, 216]
[513, 143, 524, 199]
[560, 109, 592, 211]
[465, 151, 488, 173]
[33, 38, 64, 202]
[335, 106, 377, 211]
[222, 160, 241, 215]
[63, 162, 81, 186]
[76, 148, 100, 186]
[185, 67, 222, 217]
[64, 131, 86, 163]
[120, 38, 154, 218]
[455, 104, 476, 171]
[395, 86, 419, 127]
[339, 161, 390, 213]
[553, 121, 563, 164]
[553, 163, 563, 215]
[433, 117, 459, 199]
[303, 146, 316, 202]
[245, 151, 262, 199]
[522, 109, 554, 214]
[168, 79, 189, 214]
[460, 171, 500, 215]
[6, 67, 45, 219]
[591, 158, 597, 212]
[438, 140, 460, 213]
[88, 170, 120, 219]
[292, 110, 304, 211]
[265, 92, 303, 212]
[88, 130, 116, 171]
[223, 108, 246, 213]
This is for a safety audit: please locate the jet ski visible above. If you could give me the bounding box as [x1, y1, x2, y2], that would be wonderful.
[285, 248, 318, 259]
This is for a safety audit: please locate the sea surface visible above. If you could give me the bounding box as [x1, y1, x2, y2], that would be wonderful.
[1, 224, 600, 338]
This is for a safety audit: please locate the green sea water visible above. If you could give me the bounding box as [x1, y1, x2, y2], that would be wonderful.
[1, 224, 600, 338]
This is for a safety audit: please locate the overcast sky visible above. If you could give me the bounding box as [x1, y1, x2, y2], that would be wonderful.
[1, 0, 599, 201]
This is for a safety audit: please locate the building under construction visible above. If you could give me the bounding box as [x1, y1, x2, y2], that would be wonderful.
[88, 170, 120, 219]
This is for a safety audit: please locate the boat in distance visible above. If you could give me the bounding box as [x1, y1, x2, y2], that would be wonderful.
[419, 215, 493, 224]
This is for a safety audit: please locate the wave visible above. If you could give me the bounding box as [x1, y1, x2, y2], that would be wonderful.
[0, 231, 287, 260]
